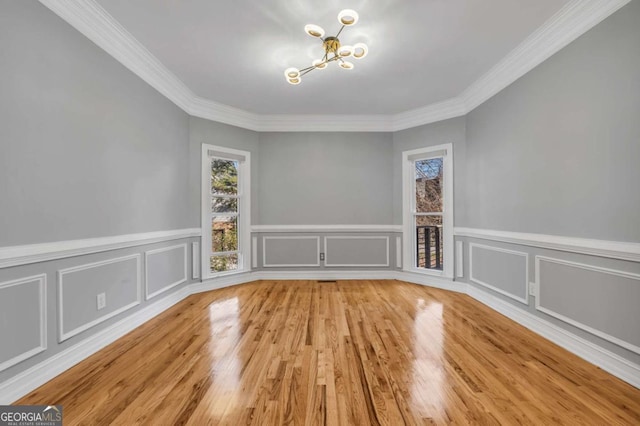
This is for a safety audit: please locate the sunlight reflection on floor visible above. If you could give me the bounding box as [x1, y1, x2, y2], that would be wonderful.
[411, 298, 447, 421]
[206, 297, 242, 417]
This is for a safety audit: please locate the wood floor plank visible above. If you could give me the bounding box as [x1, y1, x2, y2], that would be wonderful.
[16, 279, 640, 425]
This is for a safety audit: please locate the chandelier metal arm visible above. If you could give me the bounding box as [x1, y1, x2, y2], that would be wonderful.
[284, 9, 366, 84]
[299, 54, 343, 77]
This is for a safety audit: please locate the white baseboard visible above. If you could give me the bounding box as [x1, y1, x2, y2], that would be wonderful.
[466, 285, 640, 389]
[0, 285, 191, 404]
[190, 273, 255, 294]
[3, 270, 639, 403]
[396, 270, 467, 293]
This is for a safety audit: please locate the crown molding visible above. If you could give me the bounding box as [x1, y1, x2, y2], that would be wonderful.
[189, 96, 262, 131]
[38, 0, 631, 132]
[392, 98, 467, 132]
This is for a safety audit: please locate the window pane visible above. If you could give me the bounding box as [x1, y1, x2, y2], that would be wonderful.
[212, 216, 238, 252]
[415, 215, 443, 270]
[415, 158, 443, 213]
[211, 159, 238, 195]
[212, 197, 238, 214]
[210, 254, 238, 273]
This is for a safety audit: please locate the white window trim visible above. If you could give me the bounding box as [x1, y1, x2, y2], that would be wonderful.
[402, 143, 454, 278]
[201, 144, 251, 280]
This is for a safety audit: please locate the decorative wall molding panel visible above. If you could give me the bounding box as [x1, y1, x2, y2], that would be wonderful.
[262, 236, 321, 268]
[455, 227, 640, 262]
[57, 254, 142, 342]
[145, 244, 188, 300]
[0, 275, 47, 373]
[251, 237, 258, 269]
[191, 242, 200, 280]
[324, 236, 390, 267]
[0, 228, 201, 269]
[252, 225, 402, 233]
[38, 0, 632, 132]
[535, 256, 640, 355]
[455, 241, 464, 278]
[469, 243, 529, 304]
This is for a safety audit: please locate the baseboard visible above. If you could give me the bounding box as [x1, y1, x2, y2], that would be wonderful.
[396, 270, 467, 293]
[0, 285, 191, 404]
[466, 285, 640, 389]
[190, 273, 255, 294]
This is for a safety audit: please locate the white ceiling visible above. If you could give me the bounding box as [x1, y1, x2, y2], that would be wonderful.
[95, 0, 571, 116]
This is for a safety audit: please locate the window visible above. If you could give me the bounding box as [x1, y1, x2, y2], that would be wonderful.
[402, 144, 454, 278]
[201, 145, 251, 278]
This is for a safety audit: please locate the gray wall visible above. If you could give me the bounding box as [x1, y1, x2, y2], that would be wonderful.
[464, 0, 640, 241]
[392, 117, 467, 225]
[257, 132, 394, 225]
[455, 1, 640, 369]
[188, 117, 260, 226]
[0, 1, 191, 246]
[0, 1, 197, 391]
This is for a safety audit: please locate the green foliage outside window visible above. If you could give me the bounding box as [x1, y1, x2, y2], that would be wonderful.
[211, 159, 240, 272]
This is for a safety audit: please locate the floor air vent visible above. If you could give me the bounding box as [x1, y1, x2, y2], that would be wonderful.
[317, 280, 337, 283]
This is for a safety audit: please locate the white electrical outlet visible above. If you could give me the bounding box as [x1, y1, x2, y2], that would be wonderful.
[97, 292, 106, 310]
[529, 282, 537, 296]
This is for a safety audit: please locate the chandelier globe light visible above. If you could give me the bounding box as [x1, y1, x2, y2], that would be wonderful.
[284, 9, 368, 85]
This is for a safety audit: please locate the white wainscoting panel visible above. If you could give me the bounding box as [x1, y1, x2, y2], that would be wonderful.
[0, 274, 47, 373]
[396, 236, 402, 268]
[456, 240, 464, 278]
[58, 254, 141, 342]
[145, 244, 188, 300]
[324, 236, 390, 267]
[252, 237, 258, 269]
[191, 242, 200, 280]
[469, 243, 529, 304]
[262, 236, 321, 267]
[535, 256, 640, 355]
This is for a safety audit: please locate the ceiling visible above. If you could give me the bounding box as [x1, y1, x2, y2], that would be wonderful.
[94, 0, 571, 116]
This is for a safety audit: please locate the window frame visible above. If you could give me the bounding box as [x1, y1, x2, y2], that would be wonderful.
[201, 144, 251, 280]
[402, 143, 454, 278]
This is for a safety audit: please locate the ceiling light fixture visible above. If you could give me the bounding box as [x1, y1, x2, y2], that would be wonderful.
[284, 9, 368, 85]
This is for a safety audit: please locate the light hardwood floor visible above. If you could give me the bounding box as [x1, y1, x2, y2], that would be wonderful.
[18, 280, 640, 425]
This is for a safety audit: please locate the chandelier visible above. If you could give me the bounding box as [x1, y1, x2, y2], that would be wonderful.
[284, 9, 369, 85]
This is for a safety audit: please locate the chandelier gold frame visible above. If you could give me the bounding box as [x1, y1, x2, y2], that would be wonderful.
[284, 9, 369, 85]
